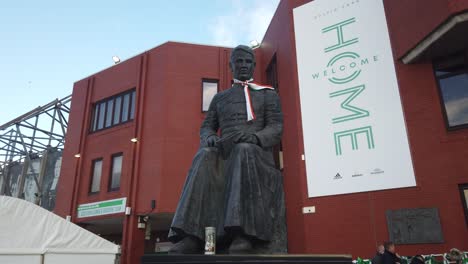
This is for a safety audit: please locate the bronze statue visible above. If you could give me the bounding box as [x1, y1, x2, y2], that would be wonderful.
[168, 45, 286, 254]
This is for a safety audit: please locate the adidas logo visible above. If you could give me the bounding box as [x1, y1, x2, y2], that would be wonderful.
[334, 173, 342, 180]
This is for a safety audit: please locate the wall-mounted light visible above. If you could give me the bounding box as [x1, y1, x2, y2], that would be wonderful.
[130, 138, 138, 143]
[112, 56, 121, 64]
[250, 40, 260, 49]
[74, 154, 81, 158]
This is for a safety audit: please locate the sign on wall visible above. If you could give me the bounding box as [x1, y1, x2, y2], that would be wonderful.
[386, 208, 444, 244]
[293, 0, 416, 197]
[78, 197, 127, 218]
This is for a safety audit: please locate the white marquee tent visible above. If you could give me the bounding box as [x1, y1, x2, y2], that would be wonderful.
[0, 196, 120, 264]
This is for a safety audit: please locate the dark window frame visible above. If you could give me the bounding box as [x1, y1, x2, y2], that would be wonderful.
[201, 79, 219, 113]
[459, 183, 468, 226]
[89, 88, 136, 133]
[108, 152, 123, 192]
[266, 54, 279, 92]
[433, 51, 468, 131]
[89, 158, 103, 195]
[266, 54, 283, 171]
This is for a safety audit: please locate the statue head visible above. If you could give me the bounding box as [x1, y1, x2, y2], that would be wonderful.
[230, 45, 256, 81]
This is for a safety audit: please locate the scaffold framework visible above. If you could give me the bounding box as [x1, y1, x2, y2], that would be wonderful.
[0, 95, 71, 207]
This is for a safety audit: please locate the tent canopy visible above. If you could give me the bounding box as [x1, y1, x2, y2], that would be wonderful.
[0, 195, 119, 254]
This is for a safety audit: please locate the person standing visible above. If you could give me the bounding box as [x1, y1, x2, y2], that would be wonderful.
[372, 244, 385, 264]
[382, 241, 401, 264]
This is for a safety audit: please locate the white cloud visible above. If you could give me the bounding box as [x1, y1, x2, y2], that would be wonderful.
[210, 0, 280, 47]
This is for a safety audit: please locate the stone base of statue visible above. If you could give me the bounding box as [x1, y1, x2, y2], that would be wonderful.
[141, 254, 353, 264]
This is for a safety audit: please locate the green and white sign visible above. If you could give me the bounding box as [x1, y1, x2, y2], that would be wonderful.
[293, 0, 416, 197]
[78, 197, 127, 218]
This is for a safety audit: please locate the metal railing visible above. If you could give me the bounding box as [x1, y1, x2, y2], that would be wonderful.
[354, 252, 468, 264]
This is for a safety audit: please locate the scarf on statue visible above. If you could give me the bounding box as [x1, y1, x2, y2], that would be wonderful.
[233, 78, 274, 121]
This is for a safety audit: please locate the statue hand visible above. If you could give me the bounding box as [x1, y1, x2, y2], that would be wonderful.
[205, 134, 220, 147]
[234, 132, 259, 145]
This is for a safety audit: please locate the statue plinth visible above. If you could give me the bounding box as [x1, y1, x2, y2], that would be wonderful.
[141, 254, 353, 264]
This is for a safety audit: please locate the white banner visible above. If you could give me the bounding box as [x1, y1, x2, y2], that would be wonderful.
[293, 0, 416, 197]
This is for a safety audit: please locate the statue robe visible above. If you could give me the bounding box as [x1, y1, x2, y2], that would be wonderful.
[168, 84, 287, 253]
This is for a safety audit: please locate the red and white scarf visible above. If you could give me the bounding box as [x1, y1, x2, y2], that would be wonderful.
[233, 79, 274, 121]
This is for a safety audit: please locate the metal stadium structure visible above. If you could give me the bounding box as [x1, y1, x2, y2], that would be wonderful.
[0, 95, 71, 210]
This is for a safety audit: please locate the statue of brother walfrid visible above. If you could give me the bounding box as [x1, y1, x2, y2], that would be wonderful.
[168, 45, 287, 254]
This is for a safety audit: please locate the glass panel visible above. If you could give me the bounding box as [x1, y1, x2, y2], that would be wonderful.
[110, 155, 122, 190]
[0, 172, 3, 195]
[114, 96, 122, 125]
[92, 105, 99, 131]
[130, 91, 136, 120]
[202, 81, 218, 112]
[439, 73, 468, 127]
[90, 160, 102, 193]
[105, 99, 114, 128]
[464, 189, 468, 209]
[97, 102, 106, 130]
[122, 93, 130, 122]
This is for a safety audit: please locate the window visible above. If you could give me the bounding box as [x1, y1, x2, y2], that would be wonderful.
[130, 92, 136, 119]
[90, 89, 136, 132]
[90, 159, 103, 194]
[266, 55, 278, 91]
[460, 184, 468, 226]
[109, 153, 123, 191]
[114, 96, 122, 125]
[266, 55, 283, 170]
[105, 100, 114, 128]
[202, 79, 218, 112]
[122, 93, 130, 123]
[434, 53, 468, 129]
[98, 102, 106, 130]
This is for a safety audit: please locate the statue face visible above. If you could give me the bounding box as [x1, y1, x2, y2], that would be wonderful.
[230, 50, 256, 81]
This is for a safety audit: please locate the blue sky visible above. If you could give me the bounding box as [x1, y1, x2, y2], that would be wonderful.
[0, 0, 279, 125]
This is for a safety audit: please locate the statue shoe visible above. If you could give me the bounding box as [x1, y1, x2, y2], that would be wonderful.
[168, 236, 203, 254]
[228, 235, 253, 254]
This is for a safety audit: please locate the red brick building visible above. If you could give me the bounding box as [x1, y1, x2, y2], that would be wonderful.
[55, 1, 468, 263]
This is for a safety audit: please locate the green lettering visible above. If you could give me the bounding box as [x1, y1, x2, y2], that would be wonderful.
[330, 85, 369, 124]
[327, 52, 362, 84]
[334, 126, 375, 156]
[322, 17, 359, 53]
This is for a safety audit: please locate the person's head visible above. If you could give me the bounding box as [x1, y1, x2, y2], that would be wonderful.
[230, 45, 256, 81]
[448, 248, 462, 261]
[384, 241, 395, 253]
[377, 244, 385, 254]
